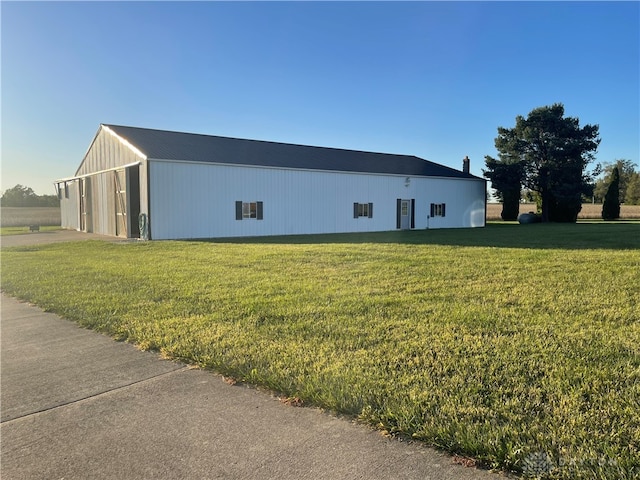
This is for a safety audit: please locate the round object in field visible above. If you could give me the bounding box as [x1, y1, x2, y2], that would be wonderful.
[518, 212, 541, 224]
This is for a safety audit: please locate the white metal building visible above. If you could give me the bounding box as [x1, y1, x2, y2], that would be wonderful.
[56, 124, 486, 240]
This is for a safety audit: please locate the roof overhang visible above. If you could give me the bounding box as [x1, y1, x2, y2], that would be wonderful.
[54, 161, 142, 185]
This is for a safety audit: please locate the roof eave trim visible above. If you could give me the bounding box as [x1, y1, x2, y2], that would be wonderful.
[54, 161, 142, 184]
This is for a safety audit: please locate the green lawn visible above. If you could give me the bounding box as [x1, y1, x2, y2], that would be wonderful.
[2, 223, 639, 479]
[0, 225, 61, 236]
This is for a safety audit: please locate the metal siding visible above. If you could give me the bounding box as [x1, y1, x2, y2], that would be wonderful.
[114, 169, 127, 237]
[107, 172, 116, 235]
[149, 161, 485, 240]
[89, 172, 116, 236]
[138, 158, 150, 220]
[91, 175, 103, 234]
[81, 177, 93, 232]
[76, 126, 144, 177]
[60, 181, 80, 230]
[418, 177, 486, 229]
[91, 174, 104, 234]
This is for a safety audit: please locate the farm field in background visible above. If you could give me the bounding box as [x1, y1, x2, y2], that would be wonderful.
[486, 203, 640, 221]
[2, 224, 639, 479]
[1, 207, 61, 228]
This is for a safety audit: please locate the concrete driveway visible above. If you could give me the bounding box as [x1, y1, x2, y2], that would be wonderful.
[1, 229, 126, 248]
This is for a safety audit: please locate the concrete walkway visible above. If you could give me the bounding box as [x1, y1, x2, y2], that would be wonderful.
[1, 231, 507, 479]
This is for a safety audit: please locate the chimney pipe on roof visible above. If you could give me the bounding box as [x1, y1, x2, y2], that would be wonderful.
[463, 155, 470, 173]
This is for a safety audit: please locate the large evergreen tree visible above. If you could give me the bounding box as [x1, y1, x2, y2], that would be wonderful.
[483, 156, 523, 220]
[486, 104, 600, 222]
[602, 166, 621, 220]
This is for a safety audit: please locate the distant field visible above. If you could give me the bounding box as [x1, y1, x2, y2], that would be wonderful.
[2, 224, 639, 479]
[487, 203, 640, 221]
[1, 207, 61, 227]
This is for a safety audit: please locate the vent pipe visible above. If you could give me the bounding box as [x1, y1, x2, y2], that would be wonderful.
[462, 155, 470, 173]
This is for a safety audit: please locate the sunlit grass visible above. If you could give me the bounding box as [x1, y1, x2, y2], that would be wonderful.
[2, 224, 639, 479]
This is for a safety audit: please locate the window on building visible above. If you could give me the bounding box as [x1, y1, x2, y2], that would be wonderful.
[353, 202, 373, 218]
[243, 202, 257, 219]
[430, 203, 446, 217]
[236, 201, 263, 220]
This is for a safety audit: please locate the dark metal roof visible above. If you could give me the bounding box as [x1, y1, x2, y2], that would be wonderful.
[104, 124, 478, 179]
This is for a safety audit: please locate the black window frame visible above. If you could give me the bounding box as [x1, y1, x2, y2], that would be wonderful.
[430, 203, 446, 217]
[353, 202, 373, 218]
[236, 201, 264, 220]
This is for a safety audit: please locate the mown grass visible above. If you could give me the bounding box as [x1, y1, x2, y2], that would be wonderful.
[0, 225, 61, 236]
[2, 224, 639, 479]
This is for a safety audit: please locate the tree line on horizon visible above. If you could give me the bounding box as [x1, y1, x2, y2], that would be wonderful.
[1, 184, 59, 207]
[483, 103, 638, 222]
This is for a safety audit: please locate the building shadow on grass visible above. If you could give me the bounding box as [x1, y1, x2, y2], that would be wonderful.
[195, 222, 640, 250]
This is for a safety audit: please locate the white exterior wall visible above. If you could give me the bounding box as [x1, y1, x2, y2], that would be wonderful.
[60, 180, 80, 230]
[148, 160, 485, 240]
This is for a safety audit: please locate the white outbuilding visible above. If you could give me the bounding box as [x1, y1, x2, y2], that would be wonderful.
[56, 124, 486, 240]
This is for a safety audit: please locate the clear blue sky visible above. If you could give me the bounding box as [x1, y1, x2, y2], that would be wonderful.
[2, 1, 638, 195]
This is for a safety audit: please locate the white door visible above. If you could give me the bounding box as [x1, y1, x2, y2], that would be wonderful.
[401, 200, 411, 230]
